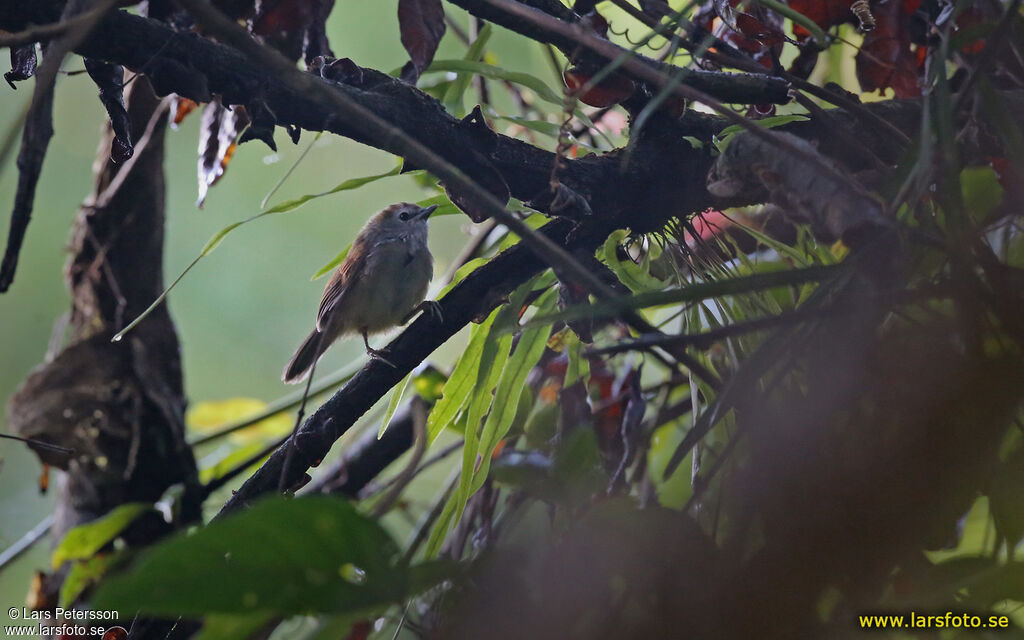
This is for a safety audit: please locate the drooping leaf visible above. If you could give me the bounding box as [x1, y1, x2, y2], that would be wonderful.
[426, 308, 501, 443]
[379, 371, 414, 438]
[425, 60, 564, 105]
[453, 316, 512, 511]
[398, 0, 447, 84]
[855, 0, 921, 98]
[52, 503, 153, 569]
[60, 552, 120, 608]
[529, 264, 841, 327]
[443, 23, 492, 115]
[197, 98, 250, 208]
[5, 44, 37, 88]
[787, 0, 855, 39]
[85, 59, 133, 164]
[469, 289, 557, 495]
[250, 0, 333, 64]
[312, 244, 351, 281]
[93, 496, 439, 615]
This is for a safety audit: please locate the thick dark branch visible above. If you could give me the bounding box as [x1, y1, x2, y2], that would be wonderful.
[0, 3, 946, 235]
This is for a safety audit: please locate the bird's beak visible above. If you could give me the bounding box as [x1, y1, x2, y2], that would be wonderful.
[416, 204, 439, 220]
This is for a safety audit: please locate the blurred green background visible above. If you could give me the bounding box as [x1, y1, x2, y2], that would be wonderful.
[0, 4, 554, 613]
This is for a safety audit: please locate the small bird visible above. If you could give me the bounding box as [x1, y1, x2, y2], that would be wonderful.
[282, 202, 439, 383]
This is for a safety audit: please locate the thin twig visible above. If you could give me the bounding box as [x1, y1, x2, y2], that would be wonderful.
[0, 6, 111, 48]
[369, 399, 428, 517]
[189, 360, 364, 447]
[0, 515, 55, 574]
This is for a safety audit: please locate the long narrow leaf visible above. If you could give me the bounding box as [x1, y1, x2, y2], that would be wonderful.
[530, 264, 843, 327]
[426, 308, 500, 443]
[470, 289, 557, 495]
[379, 371, 414, 438]
[425, 59, 563, 105]
[442, 24, 492, 115]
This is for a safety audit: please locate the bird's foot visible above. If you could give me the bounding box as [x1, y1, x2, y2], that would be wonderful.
[402, 300, 444, 325]
[366, 345, 397, 368]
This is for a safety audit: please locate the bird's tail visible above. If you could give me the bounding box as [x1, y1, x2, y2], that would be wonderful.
[282, 329, 326, 384]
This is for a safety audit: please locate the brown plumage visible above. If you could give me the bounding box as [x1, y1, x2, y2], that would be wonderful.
[282, 202, 438, 383]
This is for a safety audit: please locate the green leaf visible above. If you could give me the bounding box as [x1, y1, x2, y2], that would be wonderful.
[493, 114, 562, 137]
[961, 166, 1005, 224]
[564, 331, 590, 388]
[714, 115, 810, 152]
[426, 308, 501, 443]
[380, 372, 414, 438]
[262, 164, 403, 215]
[311, 244, 350, 281]
[455, 313, 513, 521]
[425, 60, 564, 106]
[438, 258, 487, 298]
[52, 503, 152, 569]
[93, 496, 441, 616]
[194, 614, 277, 640]
[442, 24, 492, 116]
[470, 289, 557, 495]
[600, 229, 668, 293]
[60, 553, 119, 608]
[530, 264, 842, 327]
[415, 193, 461, 218]
[412, 367, 448, 403]
[199, 441, 271, 485]
[423, 487, 461, 559]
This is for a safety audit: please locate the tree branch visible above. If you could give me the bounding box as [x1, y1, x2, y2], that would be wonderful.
[446, 0, 790, 105]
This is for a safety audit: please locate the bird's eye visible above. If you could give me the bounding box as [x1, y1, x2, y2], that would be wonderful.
[399, 210, 411, 221]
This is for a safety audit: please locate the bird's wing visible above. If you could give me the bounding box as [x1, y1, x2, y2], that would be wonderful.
[316, 237, 368, 332]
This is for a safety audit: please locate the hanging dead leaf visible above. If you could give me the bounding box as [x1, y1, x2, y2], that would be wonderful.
[856, 0, 921, 98]
[251, 0, 321, 62]
[788, 0, 855, 39]
[85, 59, 133, 164]
[170, 96, 199, 127]
[398, 0, 446, 84]
[197, 98, 251, 208]
[4, 43, 37, 89]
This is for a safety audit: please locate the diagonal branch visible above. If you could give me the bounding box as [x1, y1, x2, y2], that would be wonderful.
[447, 0, 790, 105]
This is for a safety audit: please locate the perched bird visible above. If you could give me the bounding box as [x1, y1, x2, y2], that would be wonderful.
[282, 202, 439, 383]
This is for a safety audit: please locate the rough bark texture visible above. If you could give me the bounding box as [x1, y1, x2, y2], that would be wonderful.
[6, 75, 201, 607]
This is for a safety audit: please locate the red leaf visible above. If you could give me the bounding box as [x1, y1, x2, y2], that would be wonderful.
[856, 0, 921, 97]
[788, 0, 855, 38]
[398, 0, 446, 84]
[709, 0, 784, 67]
[251, 0, 333, 63]
[563, 67, 636, 107]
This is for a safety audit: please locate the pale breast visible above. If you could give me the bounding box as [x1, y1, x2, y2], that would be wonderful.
[346, 240, 432, 333]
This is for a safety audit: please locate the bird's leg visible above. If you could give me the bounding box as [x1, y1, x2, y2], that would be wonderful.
[401, 300, 444, 325]
[362, 329, 396, 368]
